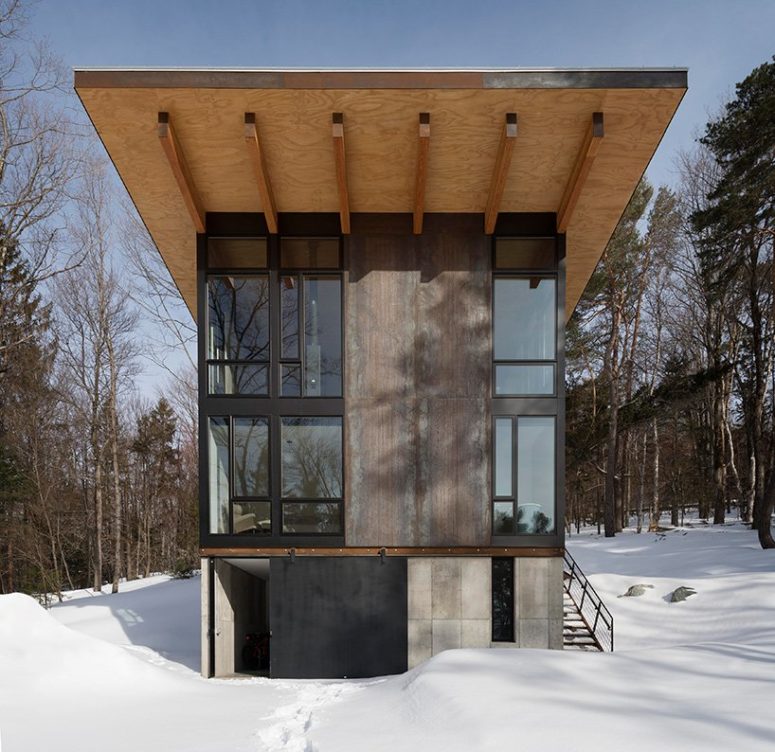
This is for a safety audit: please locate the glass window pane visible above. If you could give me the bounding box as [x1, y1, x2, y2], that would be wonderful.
[304, 276, 342, 396]
[495, 364, 555, 396]
[493, 278, 556, 361]
[281, 238, 340, 269]
[493, 502, 515, 535]
[207, 238, 267, 269]
[208, 418, 229, 534]
[494, 418, 513, 497]
[233, 418, 269, 498]
[281, 365, 301, 397]
[281, 417, 342, 499]
[208, 363, 268, 395]
[282, 502, 342, 534]
[281, 275, 299, 359]
[517, 417, 555, 534]
[495, 238, 555, 270]
[208, 276, 270, 361]
[492, 558, 515, 642]
[233, 501, 271, 536]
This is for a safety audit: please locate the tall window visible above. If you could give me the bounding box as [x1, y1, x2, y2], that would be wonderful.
[492, 558, 515, 642]
[493, 416, 556, 535]
[493, 238, 557, 396]
[204, 234, 344, 539]
[208, 417, 271, 536]
[492, 237, 559, 539]
[281, 417, 343, 534]
[279, 275, 342, 397]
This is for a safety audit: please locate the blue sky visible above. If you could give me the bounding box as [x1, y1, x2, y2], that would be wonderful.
[31, 0, 775, 189]
[24, 0, 775, 396]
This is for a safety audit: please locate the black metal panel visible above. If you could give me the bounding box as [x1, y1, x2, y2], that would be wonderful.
[269, 557, 407, 679]
[494, 212, 557, 237]
[484, 69, 688, 90]
[75, 68, 688, 91]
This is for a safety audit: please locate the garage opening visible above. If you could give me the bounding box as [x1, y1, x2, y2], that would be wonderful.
[213, 558, 270, 677]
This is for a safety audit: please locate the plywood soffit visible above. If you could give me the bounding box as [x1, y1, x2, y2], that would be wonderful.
[76, 82, 686, 318]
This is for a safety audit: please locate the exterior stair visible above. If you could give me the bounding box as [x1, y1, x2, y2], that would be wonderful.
[562, 550, 614, 652]
[563, 591, 601, 651]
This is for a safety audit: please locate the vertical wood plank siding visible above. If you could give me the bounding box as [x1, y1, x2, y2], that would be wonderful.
[345, 215, 491, 545]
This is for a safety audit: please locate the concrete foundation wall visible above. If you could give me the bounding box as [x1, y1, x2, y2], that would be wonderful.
[513, 557, 564, 650]
[407, 557, 491, 668]
[201, 557, 210, 677]
[407, 556, 563, 667]
[202, 554, 565, 677]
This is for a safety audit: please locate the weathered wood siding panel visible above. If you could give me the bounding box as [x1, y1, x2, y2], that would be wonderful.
[345, 215, 491, 546]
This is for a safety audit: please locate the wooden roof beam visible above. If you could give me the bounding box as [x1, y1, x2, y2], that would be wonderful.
[244, 113, 278, 234]
[332, 112, 350, 234]
[157, 112, 205, 234]
[413, 113, 431, 235]
[557, 112, 604, 234]
[484, 113, 518, 235]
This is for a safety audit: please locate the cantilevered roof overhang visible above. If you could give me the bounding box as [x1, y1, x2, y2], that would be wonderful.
[74, 68, 687, 317]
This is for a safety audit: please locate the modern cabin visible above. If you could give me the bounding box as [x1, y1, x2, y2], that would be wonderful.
[75, 67, 686, 678]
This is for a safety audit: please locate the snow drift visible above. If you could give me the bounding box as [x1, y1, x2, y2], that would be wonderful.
[2, 523, 775, 751]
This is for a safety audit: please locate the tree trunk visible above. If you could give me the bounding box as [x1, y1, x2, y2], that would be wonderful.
[93, 459, 103, 592]
[637, 431, 646, 534]
[604, 401, 618, 538]
[649, 418, 661, 531]
[757, 468, 775, 549]
[108, 336, 122, 594]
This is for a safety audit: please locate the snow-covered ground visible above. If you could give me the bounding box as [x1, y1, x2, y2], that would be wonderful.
[1, 522, 774, 751]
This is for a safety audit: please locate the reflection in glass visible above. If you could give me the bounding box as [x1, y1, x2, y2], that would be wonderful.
[304, 277, 342, 396]
[281, 365, 301, 397]
[495, 418, 513, 497]
[282, 502, 342, 534]
[494, 238, 555, 270]
[207, 275, 270, 362]
[493, 278, 556, 361]
[281, 417, 342, 498]
[233, 418, 269, 498]
[281, 238, 340, 269]
[208, 418, 229, 534]
[517, 417, 555, 534]
[495, 364, 555, 396]
[207, 238, 267, 269]
[233, 501, 271, 535]
[208, 363, 268, 395]
[281, 276, 299, 359]
[492, 557, 515, 642]
[493, 501, 515, 535]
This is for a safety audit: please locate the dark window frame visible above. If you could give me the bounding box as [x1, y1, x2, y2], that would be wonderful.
[491, 414, 558, 537]
[492, 272, 559, 399]
[490, 232, 565, 549]
[277, 271, 344, 399]
[205, 270, 272, 397]
[199, 225, 345, 548]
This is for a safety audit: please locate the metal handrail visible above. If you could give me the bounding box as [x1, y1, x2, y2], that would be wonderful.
[563, 549, 614, 652]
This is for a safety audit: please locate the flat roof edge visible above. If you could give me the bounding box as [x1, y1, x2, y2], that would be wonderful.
[74, 67, 688, 91]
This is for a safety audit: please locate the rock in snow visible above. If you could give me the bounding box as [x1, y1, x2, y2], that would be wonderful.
[670, 585, 698, 603]
[618, 584, 655, 597]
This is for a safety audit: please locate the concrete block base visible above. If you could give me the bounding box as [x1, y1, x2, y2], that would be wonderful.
[407, 555, 563, 667]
